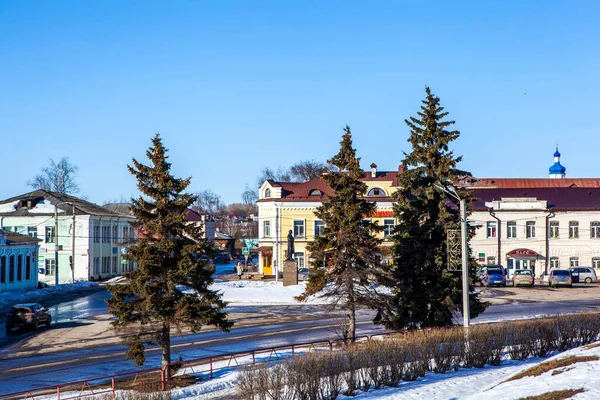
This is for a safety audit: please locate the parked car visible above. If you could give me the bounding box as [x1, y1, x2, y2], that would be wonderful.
[213, 253, 231, 264]
[549, 269, 573, 288]
[6, 303, 52, 333]
[512, 269, 534, 287]
[480, 266, 506, 287]
[569, 267, 597, 284]
[297, 267, 310, 281]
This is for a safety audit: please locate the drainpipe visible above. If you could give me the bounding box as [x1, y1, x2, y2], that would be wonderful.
[488, 208, 501, 269]
[545, 209, 555, 276]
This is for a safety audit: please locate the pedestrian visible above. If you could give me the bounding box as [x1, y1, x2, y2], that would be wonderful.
[236, 262, 243, 280]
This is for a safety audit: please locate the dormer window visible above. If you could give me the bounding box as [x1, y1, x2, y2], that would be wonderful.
[264, 188, 271, 198]
[367, 187, 387, 197]
[309, 189, 322, 196]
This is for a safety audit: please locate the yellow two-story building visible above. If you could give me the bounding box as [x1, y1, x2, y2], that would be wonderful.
[255, 164, 402, 276]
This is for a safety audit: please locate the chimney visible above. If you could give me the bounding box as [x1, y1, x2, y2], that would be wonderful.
[370, 163, 377, 178]
[398, 164, 406, 173]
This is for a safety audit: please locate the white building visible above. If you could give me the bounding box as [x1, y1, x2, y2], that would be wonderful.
[0, 190, 136, 284]
[467, 148, 600, 278]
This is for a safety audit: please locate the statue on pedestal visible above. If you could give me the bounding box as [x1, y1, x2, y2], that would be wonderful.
[286, 230, 295, 260]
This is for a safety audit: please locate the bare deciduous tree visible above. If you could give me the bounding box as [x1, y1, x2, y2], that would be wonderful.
[28, 157, 81, 194]
[192, 189, 225, 215]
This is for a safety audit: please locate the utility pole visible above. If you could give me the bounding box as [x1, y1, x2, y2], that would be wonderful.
[71, 203, 76, 282]
[437, 184, 470, 329]
[460, 198, 470, 328]
[54, 205, 59, 286]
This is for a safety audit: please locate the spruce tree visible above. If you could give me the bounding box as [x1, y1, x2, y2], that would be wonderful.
[107, 133, 232, 379]
[297, 126, 385, 341]
[377, 87, 488, 329]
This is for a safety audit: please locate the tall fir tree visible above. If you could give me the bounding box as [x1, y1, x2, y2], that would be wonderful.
[297, 126, 385, 341]
[377, 87, 488, 329]
[107, 133, 232, 379]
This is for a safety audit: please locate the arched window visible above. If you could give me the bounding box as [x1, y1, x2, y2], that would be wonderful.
[25, 255, 31, 280]
[366, 187, 387, 197]
[265, 188, 271, 198]
[309, 189, 322, 196]
[9, 255, 15, 282]
[0, 256, 6, 283]
[17, 254, 23, 281]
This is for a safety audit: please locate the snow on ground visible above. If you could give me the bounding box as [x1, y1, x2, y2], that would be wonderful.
[164, 342, 600, 399]
[0, 281, 99, 309]
[211, 280, 329, 305]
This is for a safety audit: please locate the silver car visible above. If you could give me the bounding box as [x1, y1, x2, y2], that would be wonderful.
[569, 267, 598, 284]
[297, 267, 310, 281]
[549, 269, 573, 288]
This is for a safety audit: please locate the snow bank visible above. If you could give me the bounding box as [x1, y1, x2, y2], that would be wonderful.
[0, 282, 100, 309]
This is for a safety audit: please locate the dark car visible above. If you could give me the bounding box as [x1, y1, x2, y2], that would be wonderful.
[480, 267, 506, 287]
[214, 253, 231, 264]
[6, 303, 52, 333]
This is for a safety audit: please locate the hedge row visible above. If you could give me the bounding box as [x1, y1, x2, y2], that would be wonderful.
[237, 312, 600, 400]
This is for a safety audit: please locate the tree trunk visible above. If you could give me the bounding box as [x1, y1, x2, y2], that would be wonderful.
[161, 322, 171, 380]
[346, 281, 356, 342]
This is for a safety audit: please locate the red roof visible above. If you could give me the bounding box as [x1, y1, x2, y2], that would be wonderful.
[261, 170, 400, 202]
[466, 178, 600, 189]
[471, 187, 600, 212]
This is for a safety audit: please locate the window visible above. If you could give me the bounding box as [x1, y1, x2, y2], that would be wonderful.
[293, 220, 305, 237]
[506, 221, 517, 238]
[569, 221, 579, 238]
[27, 227, 38, 238]
[122, 226, 130, 242]
[526, 221, 536, 238]
[550, 257, 559, 269]
[264, 188, 271, 198]
[93, 257, 100, 275]
[112, 256, 118, 273]
[309, 189, 322, 196]
[0, 256, 5, 283]
[487, 221, 497, 238]
[45, 226, 55, 243]
[314, 220, 325, 237]
[94, 225, 100, 243]
[9, 255, 15, 282]
[25, 255, 31, 280]
[591, 222, 600, 238]
[593, 257, 600, 269]
[102, 226, 110, 243]
[367, 187, 387, 197]
[550, 221, 559, 239]
[45, 259, 56, 275]
[294, 252, 305, 269]
[102, 256, 110, 273]
[263, 220, 271, 237]
[569, 257, 579, 267]
[383, 219, 395, 237]
[112, 226, 119, 243]
[17, 255, 22, 281]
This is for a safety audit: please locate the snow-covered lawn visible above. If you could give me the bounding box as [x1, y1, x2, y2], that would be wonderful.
[165, 343, 600, 399]
[211, 280, 328, 305]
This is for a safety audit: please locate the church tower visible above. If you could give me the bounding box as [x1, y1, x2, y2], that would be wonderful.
[548, 146, 566, 179]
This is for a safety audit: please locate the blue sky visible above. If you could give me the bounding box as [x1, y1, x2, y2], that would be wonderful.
[1, 1, 599, 205]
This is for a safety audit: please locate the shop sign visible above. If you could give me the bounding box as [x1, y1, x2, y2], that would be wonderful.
[371, 211, 394, 218]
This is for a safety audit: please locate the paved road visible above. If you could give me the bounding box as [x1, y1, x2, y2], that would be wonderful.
[2, 287, 600, 394]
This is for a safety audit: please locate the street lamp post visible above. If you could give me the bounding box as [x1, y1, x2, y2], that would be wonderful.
[438, 185, 470, 328]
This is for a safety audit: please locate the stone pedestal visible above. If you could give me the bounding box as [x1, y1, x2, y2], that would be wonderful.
[282, 260, 298, 286]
